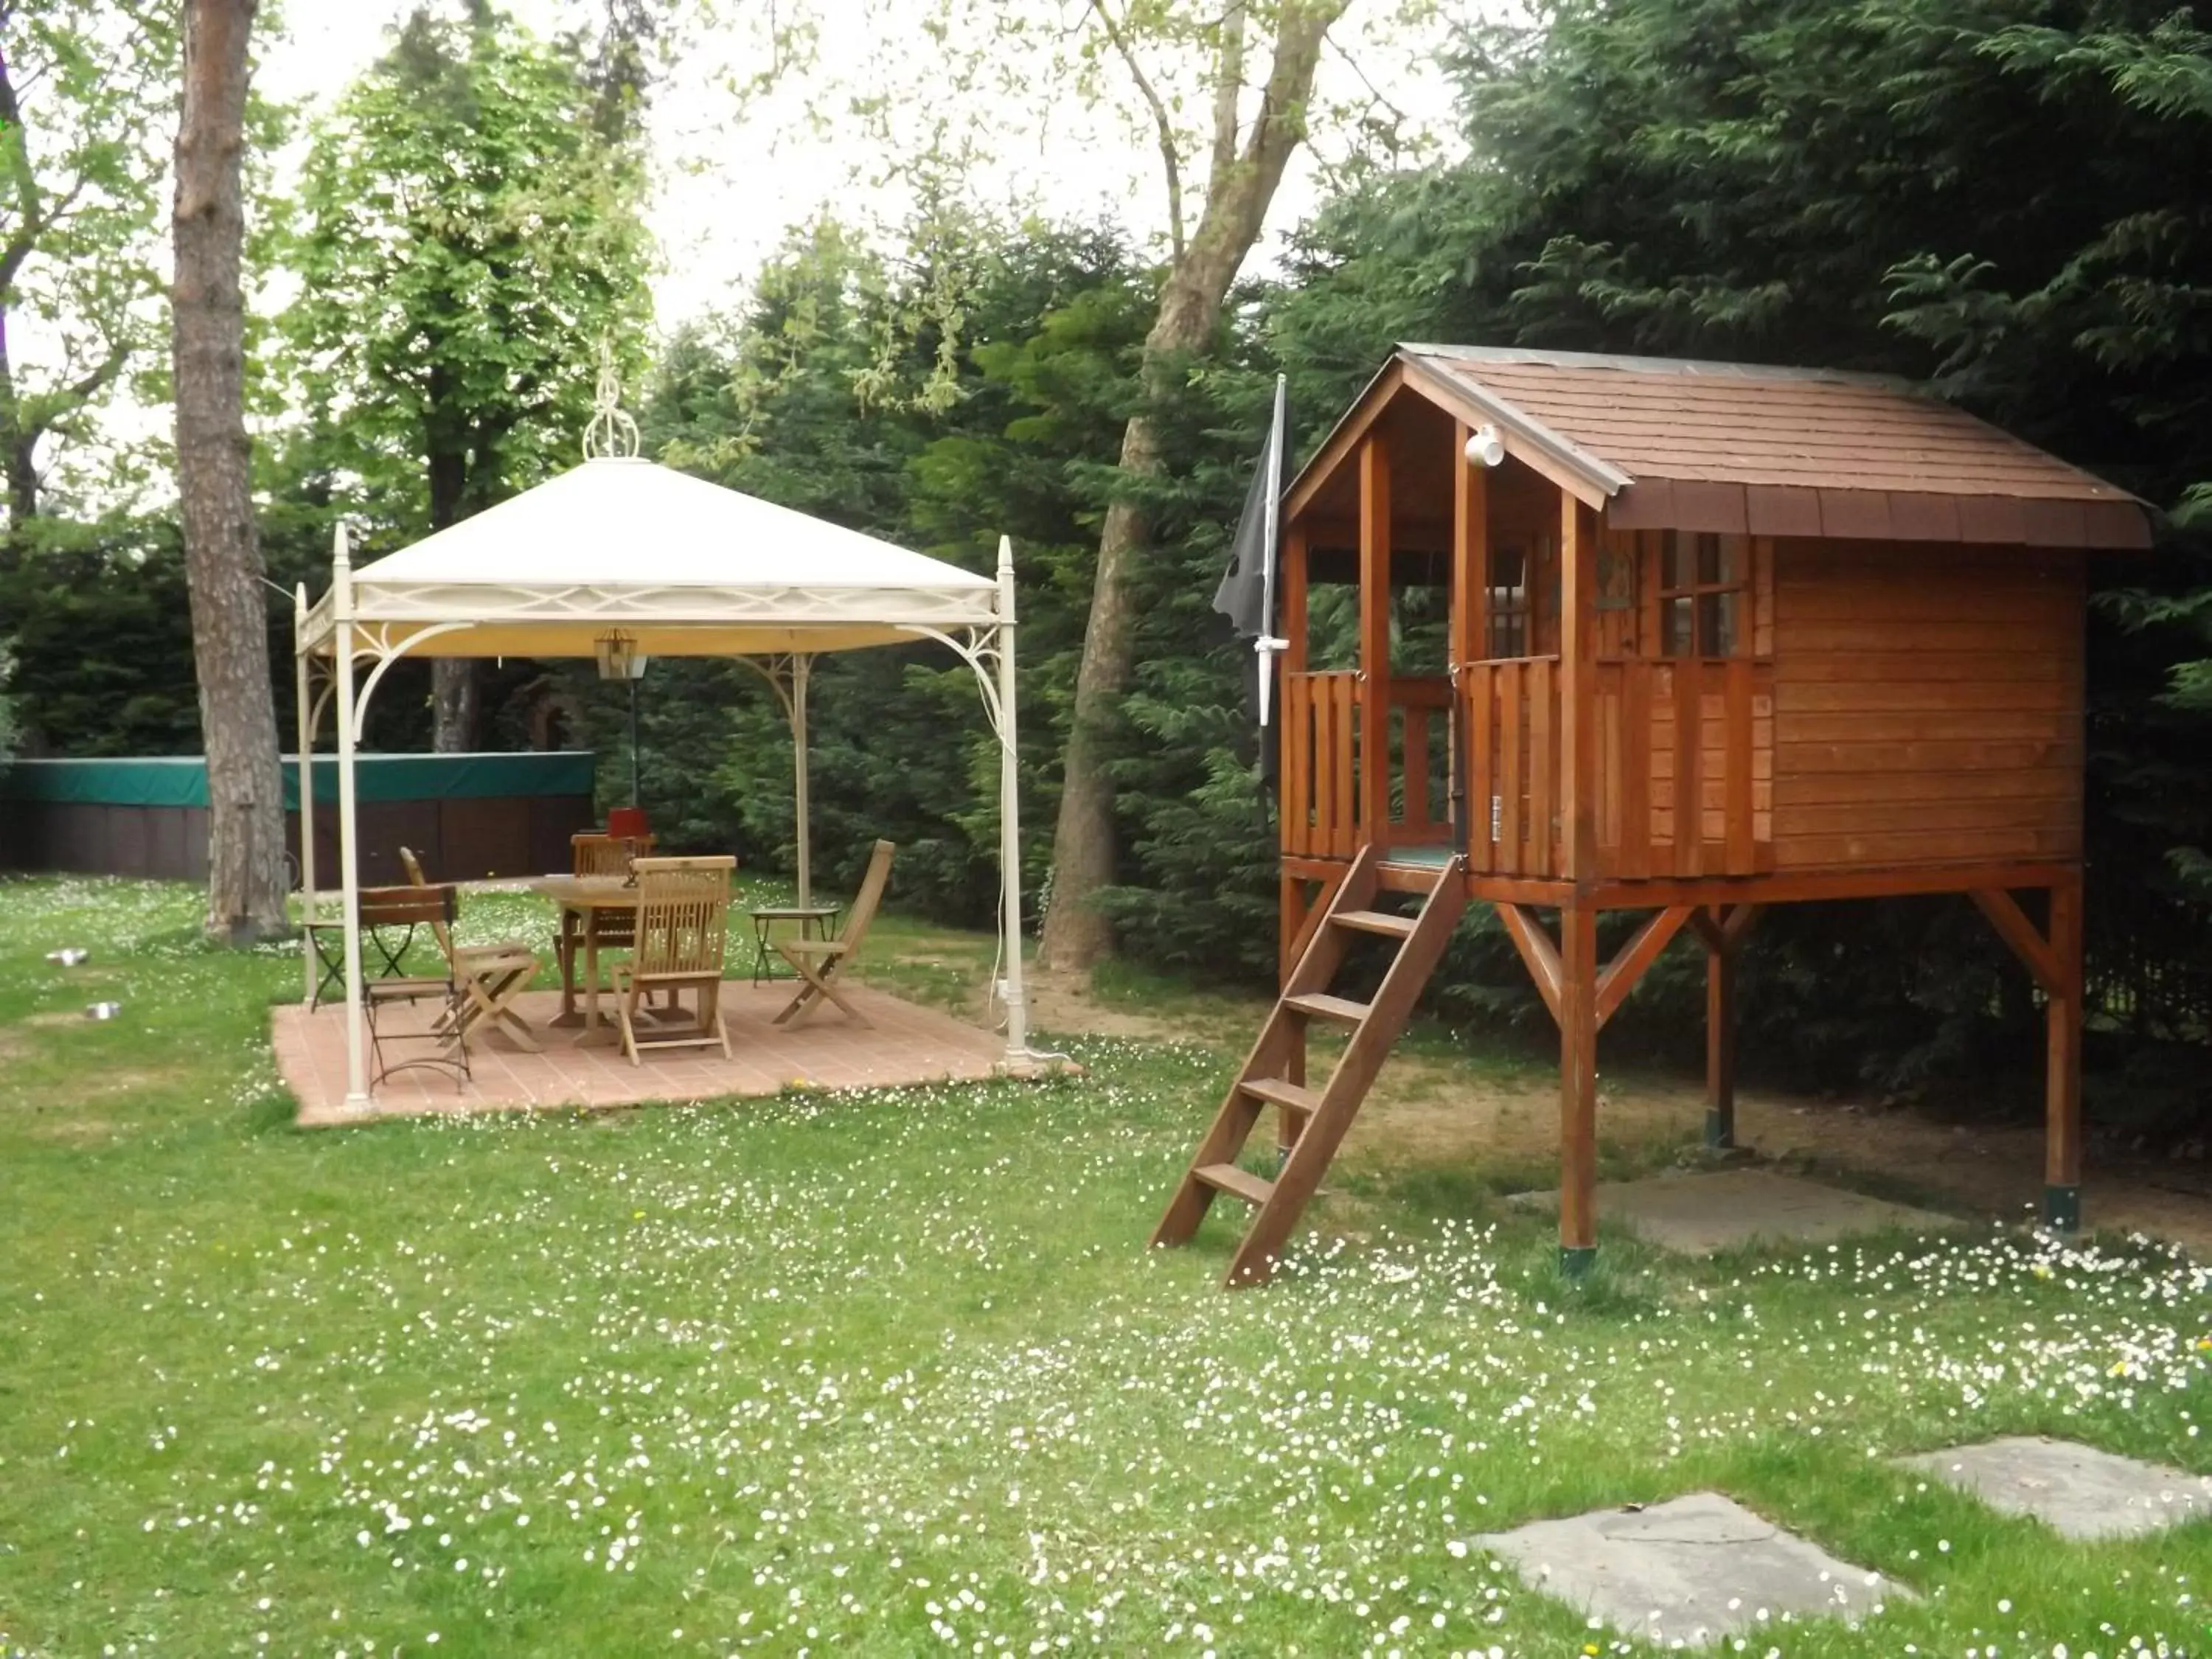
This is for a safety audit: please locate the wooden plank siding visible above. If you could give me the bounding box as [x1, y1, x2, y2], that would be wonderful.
[1461, 657, 1773, 881]
[1767, 540, 2085, 870]
[1281, 463, 2086, 886]
[1636, 660, 1775, 872]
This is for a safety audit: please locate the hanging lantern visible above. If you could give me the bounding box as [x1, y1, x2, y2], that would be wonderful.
[594, 630, 648, 682]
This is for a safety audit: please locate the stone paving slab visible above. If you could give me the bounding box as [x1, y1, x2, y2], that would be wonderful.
[1896, 1436, 2212, 1540]
[1475, 1491, 1904, 1649]
[1512, 1167, 1957, 1254]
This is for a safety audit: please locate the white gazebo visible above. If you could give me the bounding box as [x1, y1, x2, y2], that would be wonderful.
[293, 450, 1029, 1110]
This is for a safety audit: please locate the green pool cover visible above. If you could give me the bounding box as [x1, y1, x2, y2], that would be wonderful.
[0, 752, 595, 808]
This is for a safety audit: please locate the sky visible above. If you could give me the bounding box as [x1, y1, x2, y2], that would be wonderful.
[21, 0, 1470, 504]
[260, 0, 1469, 333]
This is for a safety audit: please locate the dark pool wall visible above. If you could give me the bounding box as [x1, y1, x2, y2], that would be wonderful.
[0, 754, 597, 884]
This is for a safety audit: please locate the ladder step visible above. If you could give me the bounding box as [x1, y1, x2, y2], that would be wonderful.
[1377, 860, 1453, 893]
[1239, 1076, 1321, 1116]
[1195, 1162, 1276, 1206]
[1333, 908, 1416, 939]
[1284, 992, 1371, 1026]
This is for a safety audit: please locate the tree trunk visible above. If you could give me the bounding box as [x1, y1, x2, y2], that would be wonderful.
[1042, 415, 1163, 966]
[427, 434, 479, 751]
[432, 660, 479, 753]
[173, 0, 285, 944]
[0, 308, 37, 573]
[1038, 0, 1345, 970]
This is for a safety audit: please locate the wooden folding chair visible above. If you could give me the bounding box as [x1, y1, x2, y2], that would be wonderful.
[613, 855, 735, 1066]
[560, 831, 683, 1011]
[772, 840, 894, 1028]
[570, 831, 654, 877]
[355, 883, 470, 1087]
[304, 882, 437, 1009]
[398, 846, 543, 1054]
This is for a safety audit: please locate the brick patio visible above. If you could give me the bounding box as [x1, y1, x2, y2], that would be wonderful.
[274, 984, 1012, 1127]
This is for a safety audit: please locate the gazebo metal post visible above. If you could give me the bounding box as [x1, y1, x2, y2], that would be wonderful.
[331, 526, 372, 1109]
[793, 655, 812, 907]
[729, 653, 817, 908]
[996, 536, 1027, 1060]
[293, 584, 318, 1004]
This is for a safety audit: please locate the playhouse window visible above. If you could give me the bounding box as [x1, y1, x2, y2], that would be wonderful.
[1486, 541, 1531, 658]
[1658, 532, 1749, 658]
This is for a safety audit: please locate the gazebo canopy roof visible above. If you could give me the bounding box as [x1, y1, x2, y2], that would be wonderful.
[302, 457, 999, 658]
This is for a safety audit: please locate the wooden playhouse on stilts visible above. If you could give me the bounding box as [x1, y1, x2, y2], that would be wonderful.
[1153, 344, 2152, 1285]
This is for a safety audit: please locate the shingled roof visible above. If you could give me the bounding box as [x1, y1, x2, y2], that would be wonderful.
[1337, 344, 2150, 549]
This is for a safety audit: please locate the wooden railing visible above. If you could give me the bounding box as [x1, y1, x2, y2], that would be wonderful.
[1290, 660, 1771, 877]
[1281, 672, 1455, 859]
[1282, 670, 1360, 859]
[1462, 657, 1562, 875]
[1460, 655, 1774, 880]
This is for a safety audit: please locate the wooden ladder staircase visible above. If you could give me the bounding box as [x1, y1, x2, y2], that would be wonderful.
[1151, 845, 1468, 1287]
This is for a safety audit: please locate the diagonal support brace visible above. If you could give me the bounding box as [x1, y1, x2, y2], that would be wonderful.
[1496, 902, 1562, 1023]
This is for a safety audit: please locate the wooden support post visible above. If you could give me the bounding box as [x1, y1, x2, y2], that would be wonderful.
[1559, 497, 1599, 883]
[1283, 526, 1310, 876]
[1705, 925, 1737, 1150]
[1359, 437, 1391, 851]
[1451, 422, 1486, 672]
[1557, 493, 1601, 1276]
[1559, 900, 1599, 1276]
[2045, 874, 2084, 1231]
[1279, 873, 1304, 990]
[1279, 1023, 1307, 1160]
[1276, 524, 1312, 979]
[1281, 865, 1344, 986]
[1276, 861, 1349, 1159]
[1970, 879, 2084, 1231]
[1449, 450, 1486, 859]
[1276, 872, 1318, 1161]
[1694, 903, 1758, 1148]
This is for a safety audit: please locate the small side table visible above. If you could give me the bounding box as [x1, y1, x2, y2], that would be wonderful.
[750, 904, 841, 984]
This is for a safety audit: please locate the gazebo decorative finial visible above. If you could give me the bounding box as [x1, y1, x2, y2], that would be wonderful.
[582, 336, 640, 462]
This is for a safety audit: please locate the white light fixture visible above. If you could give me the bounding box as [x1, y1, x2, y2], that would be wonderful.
[594, 630, 648, 682]
[1464, 423, 1506, 468]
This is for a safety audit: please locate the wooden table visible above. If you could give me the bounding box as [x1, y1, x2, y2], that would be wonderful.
[528, 875, 638, 1039]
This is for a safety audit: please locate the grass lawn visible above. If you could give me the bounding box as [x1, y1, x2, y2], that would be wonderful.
[2, 876, 2208, 1658]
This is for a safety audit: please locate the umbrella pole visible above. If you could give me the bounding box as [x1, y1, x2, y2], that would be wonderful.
[628, 676, 641, 808]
